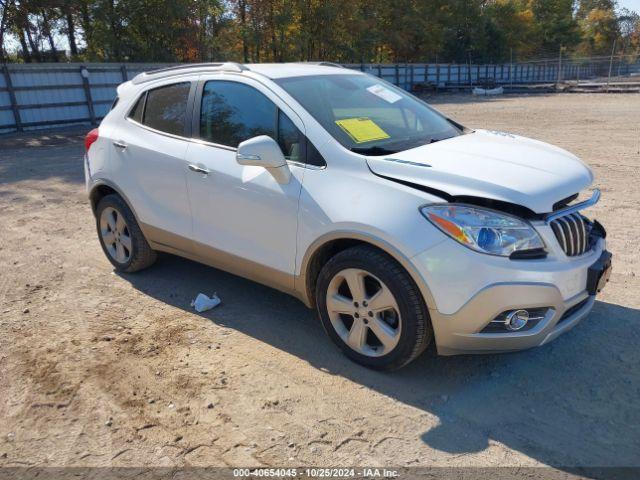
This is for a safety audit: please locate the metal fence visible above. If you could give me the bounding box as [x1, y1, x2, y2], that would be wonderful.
[346, 56, 640, 91]
[1, 58, 639, 134]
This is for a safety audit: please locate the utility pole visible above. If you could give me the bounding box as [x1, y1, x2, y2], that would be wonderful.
[607, 39, 617, 93]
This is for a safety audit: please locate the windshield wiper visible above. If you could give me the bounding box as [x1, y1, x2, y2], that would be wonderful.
[351, 137, 448, 156]
[350, 146, 398, 155]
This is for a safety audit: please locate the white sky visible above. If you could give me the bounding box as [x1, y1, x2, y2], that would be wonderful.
[619, 0, 640, 13]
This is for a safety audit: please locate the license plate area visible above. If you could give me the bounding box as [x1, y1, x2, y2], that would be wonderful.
[587, 251, 612, 295]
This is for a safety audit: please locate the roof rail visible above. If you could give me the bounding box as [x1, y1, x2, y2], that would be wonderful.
[131, 62, 248, 85]
[297, 61, 345, 69]
[317, 62, 345, 68]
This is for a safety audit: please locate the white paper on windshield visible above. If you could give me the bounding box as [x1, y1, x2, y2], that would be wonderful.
[366, 84, 402, 104]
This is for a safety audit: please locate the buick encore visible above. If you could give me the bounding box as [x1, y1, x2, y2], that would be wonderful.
[85, 62, 612, 370]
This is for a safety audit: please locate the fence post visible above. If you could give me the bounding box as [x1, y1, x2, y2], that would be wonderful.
[2, 64, 23, 132]
[435, 63, 440, 93]
[556, 47, 563, 88]
[120, 64, 128, 81]
[394, 64, 399, 86]
[80, 65, 97, 126]
[509, 50, 514, 87]
[405, 63, 409, 90]
[409, 63, 414, 90]
[377, 63, 382, 78]
[606, 39, 617, 93]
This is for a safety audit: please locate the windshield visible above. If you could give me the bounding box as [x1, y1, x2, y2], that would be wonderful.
[275, 74, 461, 155]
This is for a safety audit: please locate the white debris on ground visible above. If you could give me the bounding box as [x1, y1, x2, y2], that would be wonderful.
[472, 86, 504, 95]
[191, 293, 221, 312]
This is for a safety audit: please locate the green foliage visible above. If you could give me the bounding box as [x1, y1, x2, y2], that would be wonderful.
[1, 0, 639, 63]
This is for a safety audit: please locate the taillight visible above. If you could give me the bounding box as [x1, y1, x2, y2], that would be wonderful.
[85, 128, 99, 152]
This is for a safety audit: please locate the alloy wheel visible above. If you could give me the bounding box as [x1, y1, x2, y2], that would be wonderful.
[325, 268, 401, 357]
[99, 207, 132, 264]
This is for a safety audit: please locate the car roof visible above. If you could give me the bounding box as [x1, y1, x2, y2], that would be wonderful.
[246, 63, 357, 79]
[130, 62, 359, 86]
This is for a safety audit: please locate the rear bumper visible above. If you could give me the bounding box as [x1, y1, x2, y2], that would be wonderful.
[410, 235, 607, 355]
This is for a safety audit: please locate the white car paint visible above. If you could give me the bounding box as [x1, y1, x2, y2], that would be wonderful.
[366, 129, 594, 214]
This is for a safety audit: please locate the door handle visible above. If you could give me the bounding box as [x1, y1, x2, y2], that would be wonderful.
[113, 140, 128, 149]
[188, 164, 210, 175]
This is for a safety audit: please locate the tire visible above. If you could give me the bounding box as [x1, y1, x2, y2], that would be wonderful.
[95, 194, 157, 273]
[315, 245, 432, 370]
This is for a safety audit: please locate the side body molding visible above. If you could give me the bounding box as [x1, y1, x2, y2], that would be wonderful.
[90, 181, 437, 313]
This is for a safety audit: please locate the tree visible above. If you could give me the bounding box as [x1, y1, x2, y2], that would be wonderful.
[530, 0, 581, 55]
[61, 0, 79, 56]
[0, 0, 14, 62]
[1, 0, 638, 65]
[618, 8, 640, 58]
[577, 0, 619, 55]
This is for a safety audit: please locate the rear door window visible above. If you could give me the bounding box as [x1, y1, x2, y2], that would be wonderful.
[140, 82, 191, 136]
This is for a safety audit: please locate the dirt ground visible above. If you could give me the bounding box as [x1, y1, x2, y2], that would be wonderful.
[1, 94, 639, 474]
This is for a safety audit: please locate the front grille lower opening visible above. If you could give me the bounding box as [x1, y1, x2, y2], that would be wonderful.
[557, 298, 590, 325]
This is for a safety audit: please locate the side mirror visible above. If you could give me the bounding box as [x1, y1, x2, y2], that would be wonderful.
[236, 135, 291, 184]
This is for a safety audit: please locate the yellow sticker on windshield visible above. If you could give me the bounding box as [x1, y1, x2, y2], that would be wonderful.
[335, 117, 390, 144]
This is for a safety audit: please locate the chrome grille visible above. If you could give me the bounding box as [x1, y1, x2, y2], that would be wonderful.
[550, 213, 589, 256]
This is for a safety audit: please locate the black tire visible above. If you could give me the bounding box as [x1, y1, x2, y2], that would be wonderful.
[95, 194, 157, 273]
[315, 245, 432, 370]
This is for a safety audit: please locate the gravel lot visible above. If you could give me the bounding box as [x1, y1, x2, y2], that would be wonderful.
[1, 94, 639, 474]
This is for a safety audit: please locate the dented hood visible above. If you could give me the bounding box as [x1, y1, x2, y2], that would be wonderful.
[366, 129, 594, 214]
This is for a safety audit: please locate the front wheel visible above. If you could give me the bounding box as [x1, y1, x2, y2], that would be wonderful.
[315, 245, 432, 370]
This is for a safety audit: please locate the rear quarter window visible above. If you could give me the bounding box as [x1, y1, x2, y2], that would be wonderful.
[128, 94, 145, 123]
[131, 82, 191, 136]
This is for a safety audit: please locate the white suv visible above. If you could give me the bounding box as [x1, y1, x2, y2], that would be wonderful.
[85, 62, 611, 370]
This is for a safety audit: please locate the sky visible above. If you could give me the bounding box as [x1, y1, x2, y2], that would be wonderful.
[619, 0, 640, 13]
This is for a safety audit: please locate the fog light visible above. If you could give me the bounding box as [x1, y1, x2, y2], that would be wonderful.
[482, 307, 549, 333]
[505, 309, 529, 331]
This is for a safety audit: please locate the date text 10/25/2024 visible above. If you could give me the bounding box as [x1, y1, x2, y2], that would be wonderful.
[232, 468, 399, 478]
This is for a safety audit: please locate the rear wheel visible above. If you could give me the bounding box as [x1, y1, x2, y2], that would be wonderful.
[96, 194, 156, 272]
[315, 245, 432, 370]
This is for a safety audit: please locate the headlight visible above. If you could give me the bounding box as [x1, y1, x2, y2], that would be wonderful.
[420, 204, 545, 256]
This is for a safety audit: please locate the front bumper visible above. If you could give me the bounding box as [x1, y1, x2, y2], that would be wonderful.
[411, 233, 608, 355]
[429, 283, 596, 355]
